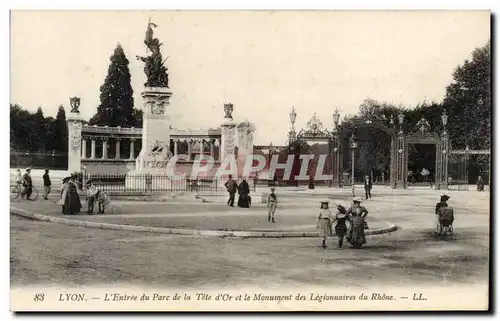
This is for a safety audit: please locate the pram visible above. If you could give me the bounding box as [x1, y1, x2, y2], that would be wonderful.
[437, 207, 454, 237]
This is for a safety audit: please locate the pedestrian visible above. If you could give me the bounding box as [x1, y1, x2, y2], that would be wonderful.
[267, 187, 278, 223]
[85, 180, 98, 214]
[21, 168, 33, 200]
[346, 197, 368, 248]
[364, 175, 372, 199]
[224, 175, 237, 207]
[435, 195, 450, 234]
[332, 202, 349, 248]
[15, 169, 22, 189]
[237, 179, 251, 208]
[42, 169, 51, 200]
[316, 201, 334, 249]
[61, 174, 82, 215]
[477, 175, 485, 191]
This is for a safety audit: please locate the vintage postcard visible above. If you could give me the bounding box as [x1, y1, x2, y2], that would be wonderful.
[9, 10, 491, 312]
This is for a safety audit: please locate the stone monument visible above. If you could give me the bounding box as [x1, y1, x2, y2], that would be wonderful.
[66, 97, 84, 174]
[126, 20, 173, 190]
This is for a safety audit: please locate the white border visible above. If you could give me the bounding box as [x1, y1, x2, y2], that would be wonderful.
[2, 1, 498, 320]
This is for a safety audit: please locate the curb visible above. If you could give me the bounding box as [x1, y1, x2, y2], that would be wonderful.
[10, 207, 398, 238]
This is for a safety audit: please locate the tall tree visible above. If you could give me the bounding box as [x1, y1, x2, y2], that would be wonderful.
[51, 105, 68, 152]
[33, 106, 47, 151]
[90, 43, 135, 127]
[443, 41, 491, 150]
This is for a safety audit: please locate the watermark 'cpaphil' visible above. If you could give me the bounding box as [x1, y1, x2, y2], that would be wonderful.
[164, 153, 334, 181]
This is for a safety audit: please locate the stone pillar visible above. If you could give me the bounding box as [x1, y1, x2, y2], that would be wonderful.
[81, 138, 87, 159]
[91, 139, 96, 159]
[115, 138, 121, 159]
[220, 103, 238, 163]
[215, 138, 221, 161]
[66, 111, 83, 174]
[129, 139, 135, 160]
[173, 139, 178, 156]
[133, 87, 172, 171]
[102, 138, 108, 160]
[187, 139, 192, 160]
[210, 140, 215, 158]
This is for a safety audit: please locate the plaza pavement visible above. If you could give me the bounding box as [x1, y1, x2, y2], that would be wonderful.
[10, 186, 490, 289]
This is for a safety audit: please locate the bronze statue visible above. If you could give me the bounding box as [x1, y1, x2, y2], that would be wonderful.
[136, 19, 169, 88]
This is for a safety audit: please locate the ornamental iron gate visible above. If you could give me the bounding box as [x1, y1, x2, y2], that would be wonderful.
[287, 108, 457, 190]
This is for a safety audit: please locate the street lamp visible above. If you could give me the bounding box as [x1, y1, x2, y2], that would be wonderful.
[441, 110, 448, 133]
[289, 107, 297, 126]
[349, 134, 358, 197]
[332, 108, 340, 128]
[398, 112, 404, 134]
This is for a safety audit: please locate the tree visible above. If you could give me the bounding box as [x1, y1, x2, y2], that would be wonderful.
[443, 41, 491, 150]
[90, 43, 135, 127]
[10, 104, 35, 151]
[51, 105, 68, 152]
[33, 106, 47, 151]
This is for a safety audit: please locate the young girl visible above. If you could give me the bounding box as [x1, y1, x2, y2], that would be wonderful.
[332, 202, 349, 248]
[316, 201, 334, 249]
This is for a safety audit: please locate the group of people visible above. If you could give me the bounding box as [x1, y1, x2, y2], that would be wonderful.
[224, 175, 252, 208]
[59, 177, 109, 215]
[317, 197, 369, 249]
[15, 168, 53, 200]
[14, 168, 107, 215]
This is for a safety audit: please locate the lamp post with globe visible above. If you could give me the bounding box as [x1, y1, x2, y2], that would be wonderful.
[349, 133, 358, 197]
[331, 108, 341, 187]
[441, 110, 449, 189]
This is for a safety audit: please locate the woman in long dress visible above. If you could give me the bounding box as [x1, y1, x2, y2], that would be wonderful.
[346, 197, 368, 248]
[237, 179, 251, 208]
[316, 201, 334, 249]
[332, 202, 350, 248]
[61, 175, 82, 215]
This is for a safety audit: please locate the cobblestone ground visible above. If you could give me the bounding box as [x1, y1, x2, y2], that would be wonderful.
[10, 188, 490, 289]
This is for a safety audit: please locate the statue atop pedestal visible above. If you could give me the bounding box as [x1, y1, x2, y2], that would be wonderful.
[136, 19, 169, 88]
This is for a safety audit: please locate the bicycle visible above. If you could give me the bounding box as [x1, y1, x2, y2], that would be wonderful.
[10, 185, 39, 201]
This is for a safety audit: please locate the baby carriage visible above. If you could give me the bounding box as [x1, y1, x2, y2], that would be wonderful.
[438, 207, 454, 237]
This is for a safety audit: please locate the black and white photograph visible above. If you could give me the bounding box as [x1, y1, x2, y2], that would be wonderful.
[8, 10, 491, 312]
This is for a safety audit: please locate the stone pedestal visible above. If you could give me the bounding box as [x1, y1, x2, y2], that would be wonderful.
[66, 112, 84, 174]
[235, 120, 256, 178]
[126, 87, 173, 190]
[220, 119, 238, 162]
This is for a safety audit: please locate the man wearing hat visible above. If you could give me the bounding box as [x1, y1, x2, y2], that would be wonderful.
[316, 201, 334, 249]
[435, 195, 450, 233]
[42, 169, 51, 200]
[267, 187, 278, 223]
[21, 168, 33, 199]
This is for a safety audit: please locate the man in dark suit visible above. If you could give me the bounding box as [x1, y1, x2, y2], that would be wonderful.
[364, 175, 372, 200]
[224, 175, 237, 207]
[43, 169, 51, 200]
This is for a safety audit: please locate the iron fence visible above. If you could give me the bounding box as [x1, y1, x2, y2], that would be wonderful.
[82, 173, 258, 193]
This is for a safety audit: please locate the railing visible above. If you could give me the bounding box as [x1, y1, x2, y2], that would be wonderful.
[82, 125, 142, 134]
[82, 174, 257, 193]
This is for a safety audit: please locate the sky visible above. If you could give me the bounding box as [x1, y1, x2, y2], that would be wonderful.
[10, 10, 490, 145]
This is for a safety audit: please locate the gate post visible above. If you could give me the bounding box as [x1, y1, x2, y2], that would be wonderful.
[396, 131, 406, 188]
[439, 111, 450, 190]
[331, 132, 341, 187]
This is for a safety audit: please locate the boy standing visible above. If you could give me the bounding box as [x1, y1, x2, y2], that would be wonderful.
[267, 187, 278, 223]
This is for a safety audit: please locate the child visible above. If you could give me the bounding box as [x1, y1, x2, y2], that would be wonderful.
[267, 187, 278, 223]
[85, 180, 98, 214]
[316, 201, 334, 249]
